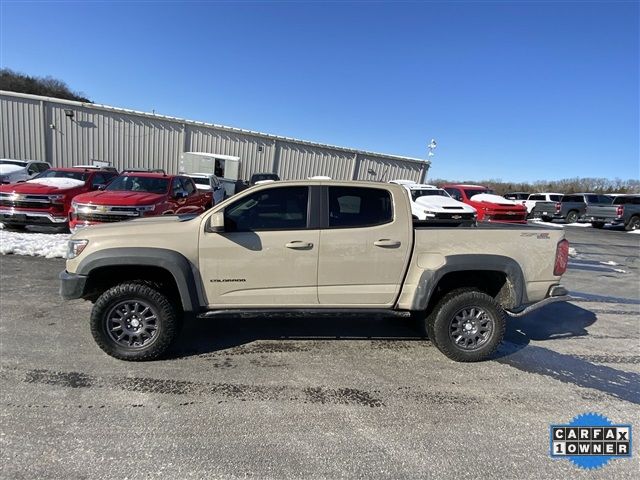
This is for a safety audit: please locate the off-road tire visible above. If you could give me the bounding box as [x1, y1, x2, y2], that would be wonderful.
[90, 282, 181, 361]
[565, 210, 579, 224]
[411, 310, 438, 346]
[625, 215, 639, 231]
[591, 222, 605, 229]
[429, 288, 506, 362]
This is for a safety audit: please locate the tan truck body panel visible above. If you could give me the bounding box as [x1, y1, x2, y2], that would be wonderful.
[66, 180, 564, 311]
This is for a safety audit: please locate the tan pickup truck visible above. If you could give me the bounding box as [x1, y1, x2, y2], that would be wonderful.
[60, 180, 570, 362]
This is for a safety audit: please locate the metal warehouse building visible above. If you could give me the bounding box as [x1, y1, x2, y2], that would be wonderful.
[0, 91, 429, 183]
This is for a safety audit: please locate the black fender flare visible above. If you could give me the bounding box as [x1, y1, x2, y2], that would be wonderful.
[76, 247, 201, 312]
[411, 254, 526, 311]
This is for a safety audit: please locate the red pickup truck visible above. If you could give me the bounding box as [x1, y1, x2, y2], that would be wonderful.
[441, 184, 527, 223]
[69, 172, 210, 232]
[0, 167, 118, 230]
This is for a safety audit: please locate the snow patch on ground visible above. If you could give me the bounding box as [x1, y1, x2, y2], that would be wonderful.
[613, 268, 627, 274]
[529, 220, 564, 228]
[600, 261, 620, 266]
[565, 222, 591, 228]
[0, 229, 69, 258]
[629, 230, 640, 234]
[568, 247, 578, 258]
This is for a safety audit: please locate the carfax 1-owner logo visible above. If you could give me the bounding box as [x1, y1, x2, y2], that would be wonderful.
[550, 413, 633, 470]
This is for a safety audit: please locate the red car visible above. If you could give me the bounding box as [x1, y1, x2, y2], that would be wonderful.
[0, 167, 118, 230]
[441, 184, 527, 223]
[69, 172, 210, 232]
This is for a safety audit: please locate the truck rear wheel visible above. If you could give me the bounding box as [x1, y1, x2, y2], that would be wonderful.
[428, 288, 505, 362]
[625, 215, 639, 231]
[90, 282, 181, 361]
[565, 210, 579, 224]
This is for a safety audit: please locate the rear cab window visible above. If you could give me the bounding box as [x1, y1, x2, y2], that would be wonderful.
[328, 186, 392, 228]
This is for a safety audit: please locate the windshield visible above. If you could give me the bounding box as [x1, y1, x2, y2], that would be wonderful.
[410, 189, 449, 201]
[251, 174, 279, 183]
[465, 188, 493, 199]
[0, 160, 28, 167]
[34, 170, 88, 181]
[191, 177, 211, 186]
[106, 175, 169, 194]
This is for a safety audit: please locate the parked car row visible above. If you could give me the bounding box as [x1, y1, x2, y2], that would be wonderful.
[0, 166, 225, 232]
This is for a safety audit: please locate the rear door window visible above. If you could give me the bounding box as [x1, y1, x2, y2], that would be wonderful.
[328, 186, 392, 228]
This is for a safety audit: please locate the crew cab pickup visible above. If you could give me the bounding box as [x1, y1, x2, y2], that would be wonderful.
[60, 180, 569, 363]
[585, 194, 640, 230]
[0, 168, 118, 229]
[69, 172, 210, 232]
[441, 184, 527, 223]
[535, 193, 612, 224]
[390, 180, 476, 223]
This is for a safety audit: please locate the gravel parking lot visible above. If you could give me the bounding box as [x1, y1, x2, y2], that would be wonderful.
[0, 226, 638, 479]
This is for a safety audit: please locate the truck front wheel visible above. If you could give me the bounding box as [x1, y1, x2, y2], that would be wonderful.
[428, 288, 505, 362]
[90, 282, 181, 361]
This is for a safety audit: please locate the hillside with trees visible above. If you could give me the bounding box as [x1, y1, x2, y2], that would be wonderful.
[0, 68, 91, 102]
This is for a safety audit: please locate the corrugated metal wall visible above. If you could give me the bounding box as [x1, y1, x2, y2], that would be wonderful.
[0, 91, 428, 182]
[276, 141, 356, 180]
[356, 154, 425, 183]
[0, 94, 43, 160]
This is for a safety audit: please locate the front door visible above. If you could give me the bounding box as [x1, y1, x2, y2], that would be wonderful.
[199, 185, 319, 307]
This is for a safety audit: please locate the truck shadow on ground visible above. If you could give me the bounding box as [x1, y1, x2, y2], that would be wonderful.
[496, 302, 640, 405]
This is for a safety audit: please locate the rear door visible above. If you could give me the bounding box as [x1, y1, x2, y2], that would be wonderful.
[199, 185, 319, 306]
[317, 185, 412, 306]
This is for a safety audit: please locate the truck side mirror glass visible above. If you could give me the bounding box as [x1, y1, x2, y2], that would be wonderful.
[206, 211, 225, 233]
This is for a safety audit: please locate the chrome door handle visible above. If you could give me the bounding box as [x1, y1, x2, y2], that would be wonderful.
[285, 241, 314, 250]
[374, 239, 401, 248]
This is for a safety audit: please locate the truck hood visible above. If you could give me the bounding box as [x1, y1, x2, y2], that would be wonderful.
[414, 195, 476, 212]
[73, 190, 167, 206]
[468, 193, 522, 208]
[71, 213, 197, 239]
[0, 178, 85, 195]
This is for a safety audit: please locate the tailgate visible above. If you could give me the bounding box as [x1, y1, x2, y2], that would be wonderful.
[585, 205, 617, 220]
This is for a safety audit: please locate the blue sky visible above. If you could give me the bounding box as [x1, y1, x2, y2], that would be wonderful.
[1, 1, 638, 182]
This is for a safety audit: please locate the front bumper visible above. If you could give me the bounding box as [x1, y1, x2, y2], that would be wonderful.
[0, 208, 68, 225]
[59, 270, 88, 300]
[505, 285, 571, 317]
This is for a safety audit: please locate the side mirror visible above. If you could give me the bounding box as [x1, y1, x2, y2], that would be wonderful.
[206, 211, 225, 233]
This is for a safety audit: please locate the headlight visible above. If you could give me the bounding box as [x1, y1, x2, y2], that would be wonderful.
[423, 210, 436, 218]
[67, 239, 89, 259]
[71, 200, 79, 209]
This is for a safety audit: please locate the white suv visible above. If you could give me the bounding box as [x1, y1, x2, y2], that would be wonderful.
[390, 180, 477, 222]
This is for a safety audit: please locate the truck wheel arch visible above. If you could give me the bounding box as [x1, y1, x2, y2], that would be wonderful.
[411, 254, 525, 312]
[76, 248, 202, 312]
